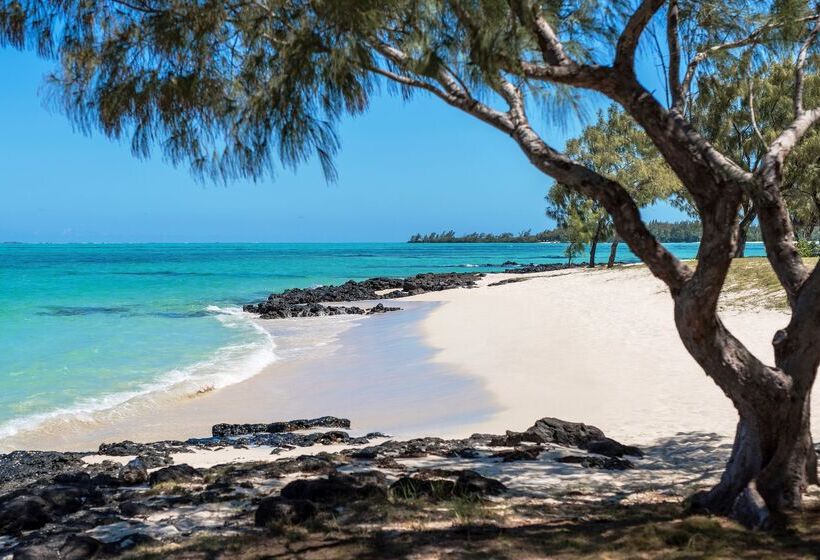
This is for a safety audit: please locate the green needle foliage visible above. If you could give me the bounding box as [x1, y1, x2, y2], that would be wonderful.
[546, 105, 681, 263]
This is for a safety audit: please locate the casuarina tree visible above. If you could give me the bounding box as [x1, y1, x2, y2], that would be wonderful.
[2, 0, 820, 527]
[547, 105, 681, 267]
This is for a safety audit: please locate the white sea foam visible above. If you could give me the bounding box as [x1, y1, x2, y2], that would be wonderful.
[0, 306, 277, 442]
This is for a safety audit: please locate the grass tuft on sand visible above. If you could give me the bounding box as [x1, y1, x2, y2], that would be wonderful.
[720, 257, 818, 311]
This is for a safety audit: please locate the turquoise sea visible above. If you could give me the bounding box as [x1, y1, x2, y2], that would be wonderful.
[0, 241, 765, 442]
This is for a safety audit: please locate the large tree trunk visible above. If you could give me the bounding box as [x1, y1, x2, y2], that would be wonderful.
[672, 198, 820, 528]
[607, 235, 620, 268]
[690, 391, 817, 529]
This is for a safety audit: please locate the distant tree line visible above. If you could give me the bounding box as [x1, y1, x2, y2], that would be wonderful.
[408, 229, 565, 243]
[408, 221, 763, 245]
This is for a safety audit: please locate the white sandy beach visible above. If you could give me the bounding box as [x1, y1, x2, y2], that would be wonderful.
[415, 266, 799, 444]
[4, 265, 808, 453]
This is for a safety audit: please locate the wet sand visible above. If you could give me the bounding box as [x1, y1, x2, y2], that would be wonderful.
[6, 302, 495, 451]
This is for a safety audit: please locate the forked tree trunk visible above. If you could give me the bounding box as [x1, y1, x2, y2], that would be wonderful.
[607, 235, 620, 268]
[681, 314, 820, 527]
[690, 391, 817, 528]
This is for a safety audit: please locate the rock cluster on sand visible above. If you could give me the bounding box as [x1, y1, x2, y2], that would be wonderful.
[212, 416, 351, 437]
[243, 272, 481, 319]
[0, 416, 642, 558]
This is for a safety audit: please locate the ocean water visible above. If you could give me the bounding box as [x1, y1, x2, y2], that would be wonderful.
[0, 241, 765, 442]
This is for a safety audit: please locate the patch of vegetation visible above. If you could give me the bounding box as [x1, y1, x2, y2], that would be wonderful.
[124, 500, 820, 559]
[145, 482, 194, 496]
[720, 257, 818, 311]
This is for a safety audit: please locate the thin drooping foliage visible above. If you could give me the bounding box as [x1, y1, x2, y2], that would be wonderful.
[3, 0, 820, 528]
[547, 105, 681, 266]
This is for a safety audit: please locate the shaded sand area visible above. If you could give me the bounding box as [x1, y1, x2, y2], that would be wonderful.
[4, 264, 810, 452]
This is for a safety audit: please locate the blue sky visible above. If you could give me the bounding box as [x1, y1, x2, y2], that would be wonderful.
[0, 48, 685, 243]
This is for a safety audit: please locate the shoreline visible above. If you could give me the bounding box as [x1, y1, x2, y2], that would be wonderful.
[2, 263, 813, 454]
[1, 297, 496, 452]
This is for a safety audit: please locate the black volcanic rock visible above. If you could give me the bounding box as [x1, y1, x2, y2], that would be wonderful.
[491, 418, 606, 448]
[148, 464, 200, 487]
[280, 471, 387, 504]
[525, 417, 606, 447]
[212, 416, 351, 437]
[243, 272, 481, 319]
[255, 497, 317, 526]
[389, 470, 505, 500]
[556, 455, 634, 470]
[491, 447, 544, 462]
[0, 451, 91, 491]
[0, 495, 52, 534]
[504, 263, 581, 274]
[584, 438, 643, 458]
[119, 458, 149, 485]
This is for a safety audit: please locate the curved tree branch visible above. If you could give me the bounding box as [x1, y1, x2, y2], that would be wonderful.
[795, 15, 820, 116]
[615, 0, 665, 71]
[754, 108, 820, 305]
[677, 15, 818, 112]
[667, 0, 682, 107]
[506, 0, 572, 66]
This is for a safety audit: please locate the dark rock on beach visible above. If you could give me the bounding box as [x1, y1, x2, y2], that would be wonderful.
[585, 437, 644, 458]
[118, 458, 149, 485]
[213, 416, 351, 437]
[504, 263, 582, 274]
[0, 495, 52, 534]
[389, 470, 506, 500]
[556, 455, 635, 470]
[243, 272, 481, 319]
[98, 439, 190, 456]
[255, 497, 318, 527]
[490, 417, 606, 448]
[251, 302, 376, 319]
[0, 451, 93, 492]
[280, 471, 388, 504]
[148, 464, 201, 486]
[0, 415, 646, 558]
[488, 277, 533, 287]
[347, 436, 488, 461]
[368, 303, 401, 314]
[491, 446, 544, 462]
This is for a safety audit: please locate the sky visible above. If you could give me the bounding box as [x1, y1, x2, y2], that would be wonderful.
[0, 48, 686, 243]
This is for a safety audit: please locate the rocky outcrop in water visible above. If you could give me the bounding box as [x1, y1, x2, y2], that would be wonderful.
[504, 263, 582, 274]
[243, 272, 481, 319]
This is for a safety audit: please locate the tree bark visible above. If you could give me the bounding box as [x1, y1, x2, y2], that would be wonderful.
[589, 218, 604, 268]
[689, 391, 817, 529]
[734, 228, 748, 258]
[607, 235, 620, 268]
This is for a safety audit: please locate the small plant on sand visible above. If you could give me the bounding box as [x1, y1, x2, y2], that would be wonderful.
[796, 239, 819, 258]
[449, 496, 487, 525]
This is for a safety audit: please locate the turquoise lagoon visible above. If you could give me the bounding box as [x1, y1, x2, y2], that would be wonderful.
[0, 242, 765, 441]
